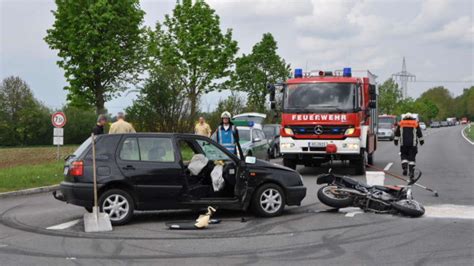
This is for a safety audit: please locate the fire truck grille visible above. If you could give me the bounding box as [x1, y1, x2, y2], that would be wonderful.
[290, 125, 350, 135]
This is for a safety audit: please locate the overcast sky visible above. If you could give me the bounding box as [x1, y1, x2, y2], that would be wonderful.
[1, 0, 473, 114]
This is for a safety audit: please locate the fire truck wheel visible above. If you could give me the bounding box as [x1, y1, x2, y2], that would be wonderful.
[353, 149, 366, 175]
[283, 158, 297, 170]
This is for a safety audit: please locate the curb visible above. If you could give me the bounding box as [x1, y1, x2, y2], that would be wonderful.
[461, 125, 474, 145]
[0, 184, 59, 199]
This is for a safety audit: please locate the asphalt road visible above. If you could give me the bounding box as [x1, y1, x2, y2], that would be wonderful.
[0, 125, 473, 266]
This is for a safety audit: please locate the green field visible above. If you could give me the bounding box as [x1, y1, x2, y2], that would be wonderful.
[464, 124, 474, 142]
[0, 146, 77, 193]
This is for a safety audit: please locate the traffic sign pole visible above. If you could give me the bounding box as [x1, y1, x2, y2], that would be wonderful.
[52, 112, 67, 160]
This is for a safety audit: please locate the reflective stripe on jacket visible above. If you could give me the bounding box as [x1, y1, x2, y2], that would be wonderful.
[394, 119, 423, 146]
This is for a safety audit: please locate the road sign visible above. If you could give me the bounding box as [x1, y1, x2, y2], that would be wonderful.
[53, 127, 64, 137]
[52, 112, 67, 128]
[53, 137, 64, 145]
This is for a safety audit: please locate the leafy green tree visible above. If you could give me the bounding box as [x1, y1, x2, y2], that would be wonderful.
[419, 86, 453, 120]
[126, 67, 190, 133]
[452, 87, 474, 120]
[150, 0, 238, 127]
[45, 0, 147, 114]
[0, 76, 51, 146]
[378, 78, 402, 114]
[233, 33, 290, 112]
[204, 93, 247, 129]
[62, 105, 98, 144]
[394, 97, 416, 116]
[414, 99, 439, 123]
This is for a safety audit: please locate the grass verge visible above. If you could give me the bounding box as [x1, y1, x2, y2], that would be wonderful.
[464, 124, 474, 142]
[0, 161, 64, 193]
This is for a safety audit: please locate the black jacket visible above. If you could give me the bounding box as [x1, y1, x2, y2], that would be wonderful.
[92, 124, 105, 135]
[394, 119, 423, 146]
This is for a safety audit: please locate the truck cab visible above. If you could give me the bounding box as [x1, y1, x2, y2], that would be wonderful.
[269, 68, 378, 174]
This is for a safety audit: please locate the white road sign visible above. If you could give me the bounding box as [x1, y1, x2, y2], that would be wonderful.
[53, 137, 64, 146]
[54, 128, 64, 137]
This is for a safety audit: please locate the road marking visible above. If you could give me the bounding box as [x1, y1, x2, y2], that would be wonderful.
[384, 162, 393, 171]
[47, 219, 81, 230]
[424, 205, 474, 220]
[461, 126, 474, 145]
[0, 244, 7, 248]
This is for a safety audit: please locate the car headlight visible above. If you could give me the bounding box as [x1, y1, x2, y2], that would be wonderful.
[283, 128, 294, 135]
[344, 128, 355, 135]
[281, 143, 295, 149]
[347, 143, 359, 150]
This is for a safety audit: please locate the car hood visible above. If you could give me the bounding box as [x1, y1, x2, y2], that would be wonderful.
[378, 128, 393, 133]
[247, 159, 294, 172]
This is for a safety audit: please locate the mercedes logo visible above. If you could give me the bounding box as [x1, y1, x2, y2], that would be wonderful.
[314, 125, 323, 135]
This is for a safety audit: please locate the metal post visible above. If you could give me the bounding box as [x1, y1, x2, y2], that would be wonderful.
[57, 144, 60, 160]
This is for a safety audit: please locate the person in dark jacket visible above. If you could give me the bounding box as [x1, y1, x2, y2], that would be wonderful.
[394, 113, 424, 179]
[92, 114, 107, 135]
[214, 111, 240, 155]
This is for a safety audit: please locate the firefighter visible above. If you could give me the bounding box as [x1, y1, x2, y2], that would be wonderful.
[215, 111, 239, 155]
[394, 113, 424, 179]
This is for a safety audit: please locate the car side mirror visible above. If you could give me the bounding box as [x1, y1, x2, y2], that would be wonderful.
[253, 138, 261, 143]
[245, 156, 257, 164]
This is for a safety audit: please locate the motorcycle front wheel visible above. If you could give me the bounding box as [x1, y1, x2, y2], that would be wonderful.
[317, 185, 354, 208]
[392, 199, 425, 217]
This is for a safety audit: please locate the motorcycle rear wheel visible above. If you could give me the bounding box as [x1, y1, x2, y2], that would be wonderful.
[317, 186, 354, 208]
[392, 199, 425, 217]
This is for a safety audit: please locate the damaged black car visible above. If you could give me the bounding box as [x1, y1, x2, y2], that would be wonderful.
[54, 133, 306, 225]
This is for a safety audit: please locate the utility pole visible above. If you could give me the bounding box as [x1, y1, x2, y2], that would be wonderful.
[392, 57, 416, 99]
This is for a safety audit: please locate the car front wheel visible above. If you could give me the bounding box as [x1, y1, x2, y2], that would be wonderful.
[252, 183, 285, 217]
[99, 189, 134, 225]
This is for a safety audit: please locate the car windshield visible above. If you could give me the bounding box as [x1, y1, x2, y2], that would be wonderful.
[263, 126, 277, 139]
[238, 128, 251, 143]
[379, 117, 396, 124]
[379, 123, 393, 129]
[284, 83, 355, 112]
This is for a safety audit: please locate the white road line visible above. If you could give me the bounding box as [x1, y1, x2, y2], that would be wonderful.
[384, 162, 393, 171]
[0, 244, 7, 248]
[461, 125, 474, 145]
[47, 219, 81, 230]
[424, 205, 474, 219]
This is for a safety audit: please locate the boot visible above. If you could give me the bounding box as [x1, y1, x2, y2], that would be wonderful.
[409, 164, 415, 180]
[402, 162, 408, 176]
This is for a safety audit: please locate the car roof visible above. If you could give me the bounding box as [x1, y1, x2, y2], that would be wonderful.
[98, 132, 205, 138]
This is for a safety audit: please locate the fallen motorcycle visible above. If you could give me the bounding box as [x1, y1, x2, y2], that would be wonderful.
[316, 169, 425, 217]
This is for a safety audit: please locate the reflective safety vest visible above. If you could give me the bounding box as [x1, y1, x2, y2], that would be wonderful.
[218, 125, 237, 154]
[395, 119, 423, 146]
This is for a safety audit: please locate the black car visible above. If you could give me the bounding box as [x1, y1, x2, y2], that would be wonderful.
[54, 133, 306, 225]
[263, 124, 282, 158]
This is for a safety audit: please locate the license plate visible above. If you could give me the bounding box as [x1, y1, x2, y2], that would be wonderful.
[63, 167, 69, 175]
[309, 142, 327, 147]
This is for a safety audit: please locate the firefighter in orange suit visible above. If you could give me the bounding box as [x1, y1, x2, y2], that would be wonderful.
[394, 113, 424, 179]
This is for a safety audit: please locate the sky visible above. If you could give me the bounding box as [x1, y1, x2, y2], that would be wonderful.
[1, 0, 473, 115]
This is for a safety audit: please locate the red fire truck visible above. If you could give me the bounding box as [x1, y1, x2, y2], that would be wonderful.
[269, 68, 378, 174]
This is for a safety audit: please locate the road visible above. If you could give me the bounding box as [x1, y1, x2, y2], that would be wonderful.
[0, 125, 473, 265]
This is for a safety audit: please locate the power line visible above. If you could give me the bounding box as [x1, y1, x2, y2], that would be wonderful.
[414, 80, 473, 83]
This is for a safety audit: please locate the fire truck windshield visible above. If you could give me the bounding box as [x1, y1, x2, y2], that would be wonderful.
[284, 83, 355, 112]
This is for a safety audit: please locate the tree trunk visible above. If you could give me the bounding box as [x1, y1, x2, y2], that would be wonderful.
[189, 92, 198, 131]
[94, 88, 105, 115]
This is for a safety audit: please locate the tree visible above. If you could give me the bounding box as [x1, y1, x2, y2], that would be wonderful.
[0, 76, 51, 146]
[62, 105, 98, 144]
[419, 86, 453, 120]
[45, 0, 147, 114]
[233, 33, 290, 112]
[126, 67, 190, 133]
[378, 78, 402, 114]
[204, 93, 246, 129]
[150, 0, 238, 127]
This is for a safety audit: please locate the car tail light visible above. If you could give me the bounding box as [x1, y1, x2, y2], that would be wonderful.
[326, 144, 337, 154]
[70, 160, 84, 176]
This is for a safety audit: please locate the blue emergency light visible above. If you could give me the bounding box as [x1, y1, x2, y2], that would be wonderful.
[343, 67, 352, 77]
[294, 68, 303, 78]
[331, 128, 340, 133]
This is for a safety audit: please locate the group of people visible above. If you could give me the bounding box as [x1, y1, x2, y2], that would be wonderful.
[92, 112, 136, 135]
[92, 111, 240, 155]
